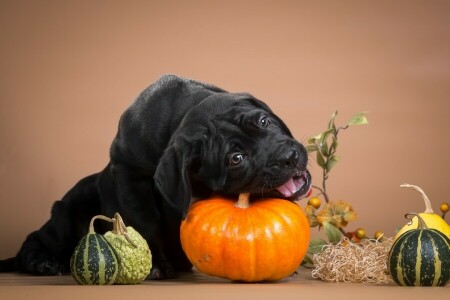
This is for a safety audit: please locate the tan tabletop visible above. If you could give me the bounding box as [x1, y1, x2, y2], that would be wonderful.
[0, 268, 448, 300]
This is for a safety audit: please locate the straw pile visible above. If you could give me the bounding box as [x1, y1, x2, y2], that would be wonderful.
[311, 237, 394, 283]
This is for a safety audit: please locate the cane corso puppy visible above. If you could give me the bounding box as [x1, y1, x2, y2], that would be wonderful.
[0, 75, 311, 278]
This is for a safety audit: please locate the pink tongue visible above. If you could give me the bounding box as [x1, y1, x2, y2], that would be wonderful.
[276, 178, 297, 197]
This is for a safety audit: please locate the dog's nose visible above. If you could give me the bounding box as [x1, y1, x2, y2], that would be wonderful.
[278, 148, 299, 169]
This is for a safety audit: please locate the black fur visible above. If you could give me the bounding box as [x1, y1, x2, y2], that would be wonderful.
[0, 75, 311, 278]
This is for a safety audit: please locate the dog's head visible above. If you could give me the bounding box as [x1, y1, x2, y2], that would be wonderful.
[155, 93, 311, 218]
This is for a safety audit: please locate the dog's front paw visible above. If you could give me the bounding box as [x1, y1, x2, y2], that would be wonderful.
[148, 261, 175, 279]
[31, 258, 64, 275]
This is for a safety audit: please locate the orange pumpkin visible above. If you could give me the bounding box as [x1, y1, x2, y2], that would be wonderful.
[180, 193, 310, 282]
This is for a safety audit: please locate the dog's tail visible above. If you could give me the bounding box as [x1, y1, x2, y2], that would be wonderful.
[0, 257, 18, 272]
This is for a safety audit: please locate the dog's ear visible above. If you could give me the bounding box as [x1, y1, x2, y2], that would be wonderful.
[154, 138, 196, 219]
[196, 134, 227, 191]
[154, 132, 228, 219]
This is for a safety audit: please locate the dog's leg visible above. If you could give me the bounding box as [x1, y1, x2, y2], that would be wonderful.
[99, 163, 184, 279]
[15, 174, 101, 275]
[145, 208, 192, 279]
[16, 214, 71, 275]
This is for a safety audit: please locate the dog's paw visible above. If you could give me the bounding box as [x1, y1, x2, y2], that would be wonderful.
[34, 260, 64, 275]
[148, 261, 175, 279]
[31, 258, 64, 275]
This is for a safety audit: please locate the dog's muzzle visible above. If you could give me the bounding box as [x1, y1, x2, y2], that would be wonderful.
[270, 144, 311, 200]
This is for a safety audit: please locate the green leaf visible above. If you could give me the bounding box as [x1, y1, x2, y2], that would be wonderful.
[319, 129, 333, 145]
[329, 136, 338, 153]
[328, 110, 338, 132]
[323, 221, 342, 244]
[307, 129, 332, 146]
[307, 239, 328, 254]
[321, 140, 329, 156]
[301, 255, 314, 267]
[326, 155, 340, 172]
[316, 151, 326, 169]
[348, 112, 369, 126]
[305, 144, 319, 153]
[307, 132, 323, 145]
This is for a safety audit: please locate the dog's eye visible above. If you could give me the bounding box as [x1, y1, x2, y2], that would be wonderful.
[259, 116, 270, 128]
[229, 153, 245, 166]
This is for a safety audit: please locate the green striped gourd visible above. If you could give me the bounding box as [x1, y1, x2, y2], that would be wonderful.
[388, 213, 450, 286]
[70, 215, 119, 285]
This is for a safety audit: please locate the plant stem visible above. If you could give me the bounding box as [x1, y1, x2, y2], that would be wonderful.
[339, 227, 348, 237]
[319, 126, 343, 203]
[113, 213, 137, 247]
[336, 125, 349, 135]
[322, 169, 330, 203]
[88, 215, 115, 234]
[312, 185, 324, 195]
[400, 184, 434, 213]
[405, 213, 428, 229]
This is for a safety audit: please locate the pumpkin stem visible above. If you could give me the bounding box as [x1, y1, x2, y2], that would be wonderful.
[405, 213, 428, 230]
[235, 193, 251, 209]
[112, 213, 138, 248]
[400, 184, 434, 214]
[88, 215, 115, 235]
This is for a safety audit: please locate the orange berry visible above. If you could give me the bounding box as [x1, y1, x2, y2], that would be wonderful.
[374, 230, 384, 240]
[308, 197, 321, 209]
[354, 228, 366, 240]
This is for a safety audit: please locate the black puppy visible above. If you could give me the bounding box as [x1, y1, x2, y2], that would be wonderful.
[0, 75, 311, 278]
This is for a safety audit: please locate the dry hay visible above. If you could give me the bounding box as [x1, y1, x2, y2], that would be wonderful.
[311, 237, 394, 283]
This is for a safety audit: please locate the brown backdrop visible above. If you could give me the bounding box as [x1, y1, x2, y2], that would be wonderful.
[1, 0, 449, 258]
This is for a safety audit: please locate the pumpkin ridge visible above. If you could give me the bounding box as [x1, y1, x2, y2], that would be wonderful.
[430, 230, 450, 286]
[414, 230, 423, 286]
[94, 235, 106, 285]
[186, 202, 232, 278]
[208, 204, 233, 279]
[221, 209, 241, 280]
[403, 232, 418, 286]
[251, 201, 304, 280]
[392, 242, 403, 285]
[271, 205, 298, 275]
[72, 236, 87, 284]
[244, 208, 257, 281]
[218, 212, 230, 279]
[433, 230, 450, 249]
[393, 233, 410, 286]
[251, 206, 276, 280]
[202, 204, 231, 279]
[88, 234, 102, 284]
[427, 231, 441, 286]
[84, 234, 92, 284]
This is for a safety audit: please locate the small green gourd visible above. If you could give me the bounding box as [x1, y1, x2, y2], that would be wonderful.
[388, 213, 450, 286]
[103, 213, 152, 284]
[70, 215, 119, 285]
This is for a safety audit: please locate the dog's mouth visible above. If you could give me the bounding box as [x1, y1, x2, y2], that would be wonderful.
[275, 170, 312, 200]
